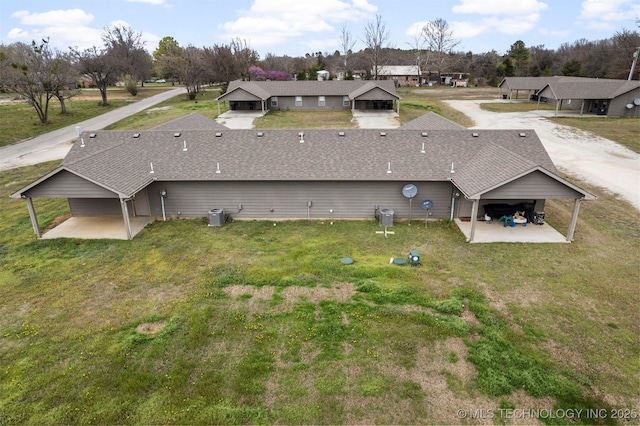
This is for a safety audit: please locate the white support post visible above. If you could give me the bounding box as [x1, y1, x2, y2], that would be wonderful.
[468, 199, 479, 243]
[120, 199, 132, 240]
[26, 197, 41, 238]
[566, 199, 582, 242]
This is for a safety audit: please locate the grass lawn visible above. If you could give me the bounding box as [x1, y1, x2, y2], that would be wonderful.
[547, 117, 640, 154]
[0, 87, 177, 148]
[1, 161, 638, 424]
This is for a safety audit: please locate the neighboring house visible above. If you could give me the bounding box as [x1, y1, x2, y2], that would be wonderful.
[440, 73, 470, 87]
[375, 66, 421, 87]
[12, 113, 595, 243]
[498, 76, 562, 99]
[499, 76, 640, 116]
[216, 80, 400, 113]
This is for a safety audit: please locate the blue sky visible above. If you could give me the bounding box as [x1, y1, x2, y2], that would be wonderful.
[1, 0, 638, 58]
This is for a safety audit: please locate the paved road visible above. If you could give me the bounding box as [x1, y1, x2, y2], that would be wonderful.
[0, 87, 187, 171]
[445, 99, 640, 210]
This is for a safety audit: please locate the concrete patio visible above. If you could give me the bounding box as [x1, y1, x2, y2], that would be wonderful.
[455, 218, 569, 243]
[42, 216, 153, 240]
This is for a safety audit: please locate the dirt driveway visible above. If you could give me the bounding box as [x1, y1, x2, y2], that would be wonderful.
[445, 100, 640, 210]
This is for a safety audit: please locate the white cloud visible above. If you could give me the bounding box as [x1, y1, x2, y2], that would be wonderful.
[538, 27, 571, 38]
[7, 9, 101, 50]
[452, 0, 547, 16]
[12, 9, 94, 26]
[578, 0, 640, 29]
[125, 0, 165, 4]
[217, 0, 377, 51]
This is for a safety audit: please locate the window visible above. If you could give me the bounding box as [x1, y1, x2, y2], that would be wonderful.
[271, 96, 278, 107]
[295, 96, 302, 107]
[318, 96, 325, 107]
[343, 96, 350, 107]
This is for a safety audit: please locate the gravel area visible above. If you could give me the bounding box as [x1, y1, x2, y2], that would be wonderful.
[445, 99, 640, 210]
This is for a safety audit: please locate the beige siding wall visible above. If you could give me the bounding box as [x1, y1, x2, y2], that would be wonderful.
[145, 180, 455, 221]
[482, 172, 582, 199]
[25, 171, 118, 198]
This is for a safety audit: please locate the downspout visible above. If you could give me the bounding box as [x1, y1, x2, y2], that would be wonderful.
[449, 196, 455, 221]
[160, 190, 167, 222]
[25, 196, 41, 238]
[120, 198, 132, 240]
[566, 199, 582, 242]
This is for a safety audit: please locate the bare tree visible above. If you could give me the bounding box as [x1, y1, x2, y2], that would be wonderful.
[230, 38, 259, 80]
[363, 14, 391, 79]
[73, 45, 121, 106]
[102, 25, 152, 94]
[407, 27, 429, 86]
[178, 45, 206, 99]
[339, 24, 356, 71]
[5, 39, 69, 124]
[422, 18, 460, 77]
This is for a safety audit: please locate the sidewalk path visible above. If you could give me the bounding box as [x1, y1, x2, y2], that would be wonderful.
[0, 87, 187, 171]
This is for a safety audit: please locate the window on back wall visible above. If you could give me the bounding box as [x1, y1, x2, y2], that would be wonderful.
[318, 96, 325, 107]
[295, 96, 302, 107]
[271, 96, 278, 107]
[343, 96, 350, 107]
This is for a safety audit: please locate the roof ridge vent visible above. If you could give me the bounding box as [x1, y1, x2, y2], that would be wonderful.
[133, 133, 141, 139]
[471, 132, 479, 138]
[257, 132, 264, 137]
[215, 132, 222, 137]
[421, 132, 428, 137]
[519, 132, 526, 137]
[174, 132, 181, 137]
[380, 131, 387, 137]
[338, 131, 345, 137]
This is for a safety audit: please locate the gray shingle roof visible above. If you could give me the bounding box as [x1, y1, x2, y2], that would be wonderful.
[540, 79, 640, 100]
[218, 80, 399, 100]
[58, 128, 558, 198]
[150, 112, 228, 131]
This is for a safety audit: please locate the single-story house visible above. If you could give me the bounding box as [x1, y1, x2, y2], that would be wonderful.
[11, 113, 595, 242]
[374, 66, 421, 87]
[216, 80, 400, 114]
[498, 76, 562, 100]
[499, 76, 640, 116]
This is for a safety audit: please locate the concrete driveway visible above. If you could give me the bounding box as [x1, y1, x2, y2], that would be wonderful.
[0, 87, 187, 171]
[351, 110, 400, 128]
[445, 99, 640, 210]
[215, 110, 265, 129]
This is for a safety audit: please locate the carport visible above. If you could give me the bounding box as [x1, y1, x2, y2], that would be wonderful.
[11, 167, 152, 240]
[452, 163, 596, 243]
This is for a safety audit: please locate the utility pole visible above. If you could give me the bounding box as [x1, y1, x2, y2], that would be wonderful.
[629, 46, 640, 80]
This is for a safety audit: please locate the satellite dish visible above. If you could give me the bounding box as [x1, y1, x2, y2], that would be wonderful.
[402, 183, 418, 199]
[420, 200, 433, 210]
[634, 98, 640, 106]
[627, 104, 634, 109]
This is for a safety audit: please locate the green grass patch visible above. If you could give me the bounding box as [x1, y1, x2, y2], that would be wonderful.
[254, 110, 356, 128]
[1, 87, 639, 423]
[547, 116, 640, 153]
[0, 88, 175, 147]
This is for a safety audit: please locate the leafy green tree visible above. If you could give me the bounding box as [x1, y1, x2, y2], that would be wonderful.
[153, 36, 181, 84]
[506, 40, 531, 76]
[562, 59, 583, 76]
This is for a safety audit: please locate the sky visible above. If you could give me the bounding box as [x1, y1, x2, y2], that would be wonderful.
[0, 0, 638, 58]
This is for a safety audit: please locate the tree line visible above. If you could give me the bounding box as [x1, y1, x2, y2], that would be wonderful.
[1, 17, 638, 125]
